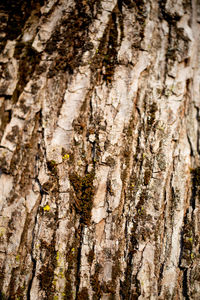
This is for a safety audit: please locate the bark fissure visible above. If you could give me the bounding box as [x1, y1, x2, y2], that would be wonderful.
[27, 209, 40, 300]
[75, 226, 84, 299]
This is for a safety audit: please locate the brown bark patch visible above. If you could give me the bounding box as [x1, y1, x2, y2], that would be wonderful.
[69, 171, 95, 225]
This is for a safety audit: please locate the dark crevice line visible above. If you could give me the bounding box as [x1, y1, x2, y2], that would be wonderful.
[27, 195, 43, 299]
[182, 269, 190, 300]
[197, 127, 200, 156]
[27, 252, 37, 300]
[178, 209, 191, 300]
[178, 228, 184, 268]
[157, 189, 167, 295]
[88, 3, 123, 86]
[75, 226, 84, 299]
[158, 262, 164, 296]
[158, 0, 177, 95]
[117, 0, 122, 13]
[194, 106, 200, 155]
[119, 253, 134, 299]
[27, 111, 44, 299]
[124, 217, 129, 251]
[187, 133, 194, 157]
[117, 0, 124, 42]
[158, 0, 181, 22]
[163, 23, 171, 95]
[120, 218, 140, 299]
[190, 171, 197, 210]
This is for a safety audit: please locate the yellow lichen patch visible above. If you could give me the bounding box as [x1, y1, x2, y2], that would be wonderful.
[52, 279, 57, 287]
[59, 268, 65, 278]
[56, 251, 62, 267]
[43, 204, 50, 211]
[16, 254, 20, 262]
[157, 125, 165, 132]
[62, 154, 69, 160]
[35, 243, 40, 249]
[138, 207, 144, 215]
[191, 253, 195, 259]
[0, 227, 6, 237]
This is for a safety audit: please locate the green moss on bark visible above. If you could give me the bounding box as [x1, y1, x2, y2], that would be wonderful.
[69, 171, 95, 225]
[38, 239, 57, 299]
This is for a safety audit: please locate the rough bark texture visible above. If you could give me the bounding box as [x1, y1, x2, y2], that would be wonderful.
[0, 0, 200, 299]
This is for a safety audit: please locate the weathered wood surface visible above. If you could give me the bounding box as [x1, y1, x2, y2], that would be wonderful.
[0, 0, 200, 299]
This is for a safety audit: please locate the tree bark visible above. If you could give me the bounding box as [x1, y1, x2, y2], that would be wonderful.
[0, 0, 200, 299]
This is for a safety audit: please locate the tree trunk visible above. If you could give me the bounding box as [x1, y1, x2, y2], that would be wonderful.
[0, 0, 200, 299]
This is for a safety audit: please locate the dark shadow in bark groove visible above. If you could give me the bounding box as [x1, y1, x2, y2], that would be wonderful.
[190, 167, 200, 209]
[27, 218, 38, 300]
[117, 0, 123, 13]
[0, 291, 7, 300]
[69, 169, 95, 297]
[13, 44, 41, 104]
[38, 237, 57, 299]
[69, 171, 95, 226]
[75, 226, 84, 299]
[158, 0, 181, 23]
[120, 221, 141, 299]
[179, 209, 194, 300]
[0, 0, 44, 52]
[45, 0, 101, 77]
[182, 269, 190, 300]
[158, 262, 164, 296]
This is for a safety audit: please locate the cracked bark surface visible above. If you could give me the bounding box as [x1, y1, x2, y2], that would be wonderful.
[0, 0, 200, 299]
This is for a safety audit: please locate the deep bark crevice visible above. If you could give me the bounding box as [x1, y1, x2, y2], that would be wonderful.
[75, 226, 84, 299]
[182, 269, 190, 300]
[0, 0, 44, 51]
[27, 217, 38, 300]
